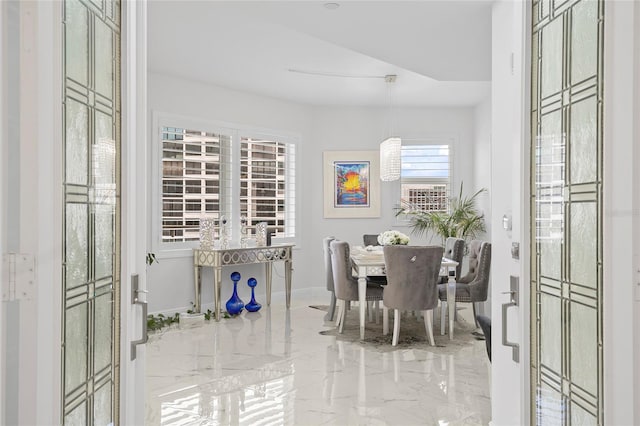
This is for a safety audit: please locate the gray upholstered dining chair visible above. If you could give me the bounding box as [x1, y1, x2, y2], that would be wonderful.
[330, 240, 384, 333]
[442, 237, 465, 283]
[363, 234, 380, 246]
[363, 234, 387, 287]
[382, 245, 444, 346]
[323, 236, 337, 321]
[438, 240, 492, 329]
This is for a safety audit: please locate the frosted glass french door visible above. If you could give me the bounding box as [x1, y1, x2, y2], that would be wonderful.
[530, 0, 603, 424]
[62, 0, 121, 423]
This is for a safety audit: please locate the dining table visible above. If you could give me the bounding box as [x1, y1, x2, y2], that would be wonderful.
[350, 246, 459, 340]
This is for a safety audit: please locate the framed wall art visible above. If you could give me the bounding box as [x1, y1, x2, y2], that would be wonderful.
[323, 150, 380, 218]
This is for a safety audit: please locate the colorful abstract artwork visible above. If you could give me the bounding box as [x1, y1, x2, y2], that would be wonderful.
[334, 161, 370, 207]
[323, 151, 380, 218]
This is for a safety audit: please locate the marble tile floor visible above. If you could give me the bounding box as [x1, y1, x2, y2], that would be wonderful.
[145, 292, 491, 425]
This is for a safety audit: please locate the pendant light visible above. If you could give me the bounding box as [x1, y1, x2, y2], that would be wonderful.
[380, 75, 401, 181]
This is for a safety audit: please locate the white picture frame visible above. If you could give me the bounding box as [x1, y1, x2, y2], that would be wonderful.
[323, 150, 380, 218]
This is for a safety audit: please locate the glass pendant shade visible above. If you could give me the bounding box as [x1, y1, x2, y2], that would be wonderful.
[380, 137, 401, 181]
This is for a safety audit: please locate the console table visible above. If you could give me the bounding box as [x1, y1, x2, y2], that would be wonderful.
[193, 244, 294, 320]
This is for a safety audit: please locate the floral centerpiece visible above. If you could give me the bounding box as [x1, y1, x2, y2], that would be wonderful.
[377, 230, 410, 246]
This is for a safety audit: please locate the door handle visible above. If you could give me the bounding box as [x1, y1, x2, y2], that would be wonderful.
[130, 274, 148, 361]
[501, 276, 520, 363]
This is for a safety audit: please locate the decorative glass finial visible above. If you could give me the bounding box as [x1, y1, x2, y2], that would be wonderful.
[226, 272, 244, 315]
[245, 278, 262, 312]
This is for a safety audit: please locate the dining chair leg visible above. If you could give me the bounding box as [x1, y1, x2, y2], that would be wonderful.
[339, 300, 347, 334]
[440, 301, 447, 335]
[325, 292, 337, 322]
[472, 302, 479, 328]
[335, 299, 343, 329]
[367, 301, 373, 322]
[423, 309, 435, 346]
[392, 309, 401, 346]
[375, 300, 380, 324]
[383, 306, 389, 335]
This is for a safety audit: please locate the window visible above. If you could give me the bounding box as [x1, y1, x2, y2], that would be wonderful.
[160, 127, 231, 243]
[240, 137, 295, 236]
[158, 122, 297, 249]
[400, 144, 451, 213]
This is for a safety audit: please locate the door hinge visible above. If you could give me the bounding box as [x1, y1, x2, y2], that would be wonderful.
[2, 253, 36, 302]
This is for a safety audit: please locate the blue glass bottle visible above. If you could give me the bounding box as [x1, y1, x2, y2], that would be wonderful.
[245, 278, 262, 312]
[226, 271, 244, 315]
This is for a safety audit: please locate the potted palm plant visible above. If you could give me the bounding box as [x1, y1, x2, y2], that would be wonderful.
[396, 182, 487, 247]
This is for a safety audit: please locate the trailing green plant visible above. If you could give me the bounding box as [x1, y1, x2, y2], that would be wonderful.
[146, 252, 158, 266]
[187, 302, 216, 321]
[147, 313, 179, 331]
[396, 182, 487, 246]
[148, 304, 230, 332]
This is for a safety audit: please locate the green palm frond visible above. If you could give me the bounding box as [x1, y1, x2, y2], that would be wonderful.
[398, 182, 487, 246]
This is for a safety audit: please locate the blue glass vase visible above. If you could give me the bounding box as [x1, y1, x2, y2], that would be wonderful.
[245, 278, 262, 312]
[226, 271, 244, 315]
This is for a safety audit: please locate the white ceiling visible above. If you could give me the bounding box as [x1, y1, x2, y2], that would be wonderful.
[148, 1, 493, 108]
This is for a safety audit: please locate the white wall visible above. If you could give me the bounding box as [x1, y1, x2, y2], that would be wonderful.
[474, 96, 492, 316]
[474, 96, 492, 237]
[147, 72, 480, 313]
[147, 72, 314, 313]
[306, 105, 478, 282]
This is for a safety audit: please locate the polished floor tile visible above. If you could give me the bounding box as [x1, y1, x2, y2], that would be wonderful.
[145, 291, 491, 425]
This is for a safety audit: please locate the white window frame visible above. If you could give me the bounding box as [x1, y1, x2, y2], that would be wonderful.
[151, 112, 300, 257]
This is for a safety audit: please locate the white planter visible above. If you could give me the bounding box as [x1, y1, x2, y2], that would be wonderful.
[179, 312, 205, 328]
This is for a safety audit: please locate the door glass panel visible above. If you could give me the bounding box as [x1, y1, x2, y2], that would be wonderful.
[95, 18, 113, 97]
[541, 0, 550, 19]
[540, 293, 562, 372]
[537, 384, 564, 425]
[66, 204, 88, 287]
[65, 402, 87, 426]
[570, 202, 597, 288]
[94, 292, 113, 372]
[65, 0, 88, 86]
[66, 99, 89, 185]
[570, 97, 597, 184]
[570, 302, 598, 394]
[571, 0, 598, 84]
[532, 34, 540, 108]
[571, 403, 596, 425]
[94, 112, 115, 185]
[538, 111, 563, 280]
[62, 0, 120, 423]
[106, 0, 115, 21]
[541, 18, 563, 98]
[95, 206, 113, 279]
[531, 1, 603, 424]
[94, 382, 112, 425]
[64, 302, 88, 391]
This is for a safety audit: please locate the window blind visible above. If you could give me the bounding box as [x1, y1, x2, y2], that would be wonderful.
[161, 127, 232, 243]
[400, 144, 450, 213]
[240, 137, 295, 237]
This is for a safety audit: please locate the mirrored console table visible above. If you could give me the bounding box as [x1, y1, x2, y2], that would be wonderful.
[193, 244, 294, 320]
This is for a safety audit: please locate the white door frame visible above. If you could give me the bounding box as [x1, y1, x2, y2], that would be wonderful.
[602, 1, 639, 424]
[489, 1, 529, 424]
[1, 1, 63, 424]
[120, 0, 148, 424]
